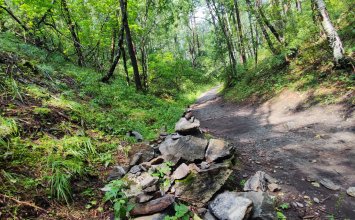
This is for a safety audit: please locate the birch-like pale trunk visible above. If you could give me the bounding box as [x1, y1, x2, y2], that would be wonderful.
[314, 0, 344, 64]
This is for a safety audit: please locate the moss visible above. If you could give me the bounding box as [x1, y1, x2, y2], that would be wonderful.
[175, 172, 196, 186]
[33, 107, 51, 115]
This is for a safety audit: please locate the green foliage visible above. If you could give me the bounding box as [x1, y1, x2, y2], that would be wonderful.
[103, 179, 134, 220]
[276, 211, 287, 220]
[33, 107, 51, 115]
[164, 203, 192, 220]
[0, 116, 18, 138]
[151, 161, 173, 178]
[279, 203, 290, 210]
[239, 179, 247, 187]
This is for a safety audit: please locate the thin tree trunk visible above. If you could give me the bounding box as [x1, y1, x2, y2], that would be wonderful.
[119, 0, 143, 91]
[121, 44, 130, 85]
[101, 26, 124, 83]
[0, 5, 29, 31]
[234, 0, 247, 66]
[258, 6, 283, 43]
[314, 0, 345, 64]
[295, 0, 302, 12]
[247, 0, 278, 54]
[207, 0, 237, 78]
[257, 17, 278, 55]
[245, 0, 258, 65]
[61, 0, 84, 66]
[110, 28, 117, 64]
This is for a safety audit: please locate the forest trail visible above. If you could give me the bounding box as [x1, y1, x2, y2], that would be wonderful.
[191, 87, 355, 218]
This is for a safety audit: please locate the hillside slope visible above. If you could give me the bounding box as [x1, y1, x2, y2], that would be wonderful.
[0, 33, 208, 219]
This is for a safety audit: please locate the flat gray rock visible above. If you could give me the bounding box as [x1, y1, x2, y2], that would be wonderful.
[175, 117, 200, 134]
[209, 191, 253, 220]
[205, 139, 232, 162]
[137, 194, 154, 203]
[107, 165, 127, 181]
[159, 135, 208, 163]
[130, 152, 143, 166]
[172, 163, 190, 180]
[175, 165, 232, 207]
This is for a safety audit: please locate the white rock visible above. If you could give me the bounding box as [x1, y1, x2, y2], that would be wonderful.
[346, 187, 355, 197]
[209, 191, 253, 220]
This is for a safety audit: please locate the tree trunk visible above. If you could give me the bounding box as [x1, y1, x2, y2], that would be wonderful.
[258, 7, 283, 43]
[207, 0, 237, 78]
[245, 0, 258, 65]
[121, 44, 130, 85]
[314, 0, 345, 64]
[295, 0, 302, 12]
[234, 0, 247, 66]
[61, 0, 84, 66]
[247, 0, 278, 55]
[0, 5, 29, 32]
[101, 26, 124, 83]
[119, 0, 143, 91]
[110, 28, 117, 64]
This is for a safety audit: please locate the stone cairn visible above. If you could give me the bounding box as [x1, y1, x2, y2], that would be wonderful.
[105, 108, 279, 220]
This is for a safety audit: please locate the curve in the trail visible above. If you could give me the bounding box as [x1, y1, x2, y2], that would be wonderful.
[191, 87, 355, 219]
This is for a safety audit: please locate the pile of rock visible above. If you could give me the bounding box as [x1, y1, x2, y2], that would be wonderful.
[105, 111, 236, 219]
[106, 110, 278, 220]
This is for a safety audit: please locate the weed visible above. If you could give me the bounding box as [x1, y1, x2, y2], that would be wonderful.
[164, 203, 192, 220]
[276, 211, 287, 220]
[102, 179, 134, 219]
[239, 179, 247, 187]
[279, 203, 290, 210]
[0, 116, 18, 138]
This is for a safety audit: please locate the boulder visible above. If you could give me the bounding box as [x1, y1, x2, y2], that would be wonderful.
[137, 194, 154, 203]
[347, 187, 355, 197]
[205, 139, 233, 163]
[159, 135, 208, 163]
[130, 165, 142, 174]
[138, 173, 159, 189]
[130, 152, 143, 166]
[130, 195, 175, 216]
[127, 131, 144, 142]
[235, 191, 276, 219]
[107, 165, 127, 182]
[175, 165, 232, 207]
[172, 163, 190, 180]
[124, 172, 159, 198]
[175, 117, 200, 134]
[209, 191, 253, 220]
[244, 171, 277, 192]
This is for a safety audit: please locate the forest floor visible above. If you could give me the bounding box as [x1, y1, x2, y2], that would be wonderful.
[191, 86, 355, 219]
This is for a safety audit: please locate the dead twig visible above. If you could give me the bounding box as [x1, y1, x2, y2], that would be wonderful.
[0, 193, 48, 213]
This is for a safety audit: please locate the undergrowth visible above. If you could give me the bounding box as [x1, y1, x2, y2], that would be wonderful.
[223, 11, 354, 105]
[0, 32, 213, 218]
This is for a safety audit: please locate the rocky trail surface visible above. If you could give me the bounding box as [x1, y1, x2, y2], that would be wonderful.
[191, 86, 355, 219]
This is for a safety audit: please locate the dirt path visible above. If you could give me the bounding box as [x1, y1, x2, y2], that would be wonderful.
[191, 87, 355, 219]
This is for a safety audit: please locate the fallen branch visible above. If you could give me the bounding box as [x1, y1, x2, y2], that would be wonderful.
[0, 193, 48, 213]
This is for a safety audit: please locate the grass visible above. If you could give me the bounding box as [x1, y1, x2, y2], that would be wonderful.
[0, 32, 213, 218]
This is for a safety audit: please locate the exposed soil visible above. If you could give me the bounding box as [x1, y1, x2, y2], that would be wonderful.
[191, 86, 355, 219]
